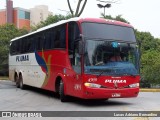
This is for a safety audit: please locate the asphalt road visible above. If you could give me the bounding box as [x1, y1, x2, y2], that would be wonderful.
[0, 80, 160, 120]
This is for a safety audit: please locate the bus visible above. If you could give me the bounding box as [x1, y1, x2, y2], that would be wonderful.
[9, 17, 140, 102]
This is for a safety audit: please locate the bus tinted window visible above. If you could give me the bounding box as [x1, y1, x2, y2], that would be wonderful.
[54, 25, 66, 48]
[36, 32, 44, 51]
[27, 37, 35, 52]
[82, 22, 136, 42]
[10, 41, 18, 55]
[44, 29, 55, 50]
[21, 38, 28, 53]
[10, 24, 67, 55]
[68, 22, 79, 52]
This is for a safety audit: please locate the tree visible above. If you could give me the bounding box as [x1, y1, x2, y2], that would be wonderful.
[141, 50, 160, 84]
[135, 30, 160, 85]
[67, 0, 87, 17]
[135, 30, 159, 52]
[0, 24, 28, 64]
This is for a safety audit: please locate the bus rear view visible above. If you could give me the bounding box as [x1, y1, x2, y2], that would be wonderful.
[80, 19, 140, 99]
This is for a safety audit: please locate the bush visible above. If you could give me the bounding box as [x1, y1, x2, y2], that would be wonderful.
[0, 64, 8, 76]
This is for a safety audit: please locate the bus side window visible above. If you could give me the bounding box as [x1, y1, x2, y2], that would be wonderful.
[59, 24, 66, 48]
[68, 22, 81, 73]
[44, 30, 51, 50]
[27, 37, 34, 52]
[10, 41, 17, 55]
[36, 32, 44, 51]
[21, 38, 27, 53]
[54, 29, 61, 48]
[54, 24, 66, 49]
[50, 28, 55, 49]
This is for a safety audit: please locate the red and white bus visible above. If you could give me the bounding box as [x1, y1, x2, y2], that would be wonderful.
[9, 18, 140, 102]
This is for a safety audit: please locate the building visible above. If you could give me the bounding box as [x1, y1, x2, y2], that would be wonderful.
[0, 0, 30, 30]
[0, 7, 30, 30]
[0, 9, 6, 25]
[0, 0, 52, 30]
[14, 7, 30, 30]
[30, 5, 52, 26]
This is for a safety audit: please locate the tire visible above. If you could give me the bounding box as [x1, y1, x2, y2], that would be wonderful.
[59, 80, 67, 102]
[15, 74, 20, 88]
[19, 75, 26, 90]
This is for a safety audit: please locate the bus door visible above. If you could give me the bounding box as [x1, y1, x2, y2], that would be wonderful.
[67, 22, 83, 96]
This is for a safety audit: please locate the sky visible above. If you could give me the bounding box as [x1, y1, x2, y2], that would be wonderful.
[1, 0, 160, 38]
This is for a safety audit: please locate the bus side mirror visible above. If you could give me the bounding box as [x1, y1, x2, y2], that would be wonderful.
[137, 40, 141, 48]
[137, 40, 141, 56]
[78, 41, 84, 55]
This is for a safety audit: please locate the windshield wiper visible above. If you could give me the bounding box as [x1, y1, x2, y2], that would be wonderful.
[97, 71, 104, 78]
[96, 71, 137, 78]
[125, 73, 137, 78]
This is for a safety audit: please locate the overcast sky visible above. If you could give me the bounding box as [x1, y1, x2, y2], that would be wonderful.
[1, 0, 160, 38]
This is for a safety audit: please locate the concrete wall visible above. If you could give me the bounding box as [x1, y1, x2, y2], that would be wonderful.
[30, 5, 52, 26]
[0, 10, 6, 25]
[19, 19, 30, 30]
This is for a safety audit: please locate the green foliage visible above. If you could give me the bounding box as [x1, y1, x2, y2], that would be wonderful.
[0, 24, 28, 64]
[135, 30, 160, 84]
[135, 30, 159, 51]
[141, 50, 160, 84]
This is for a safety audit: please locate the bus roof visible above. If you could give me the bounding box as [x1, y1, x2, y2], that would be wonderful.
[11, 17, 133, 42]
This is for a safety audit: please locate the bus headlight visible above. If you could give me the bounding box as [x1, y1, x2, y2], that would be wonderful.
[129, 83, 139, 88]
[84, 83, 101, 88]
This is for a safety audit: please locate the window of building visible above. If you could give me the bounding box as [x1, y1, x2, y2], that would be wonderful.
[18, 10, 30, 20]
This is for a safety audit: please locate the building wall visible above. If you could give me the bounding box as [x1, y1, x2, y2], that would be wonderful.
[10, 8, 30, 30]
[19, 19, 30, 30]
[0, 10, 6, 25]
[6, 0, 13, 23]
[0, 4, 52, 30]
[16, 8, 30, 30]
[30, 5, 52, 26]
[0, 8, 30, 30]
[13, 9, 17, 27]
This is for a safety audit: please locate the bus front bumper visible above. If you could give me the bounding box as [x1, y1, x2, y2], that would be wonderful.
[83, 88, 139, 99]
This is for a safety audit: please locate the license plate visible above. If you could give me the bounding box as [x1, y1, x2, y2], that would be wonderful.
[112, 93, 121, 97]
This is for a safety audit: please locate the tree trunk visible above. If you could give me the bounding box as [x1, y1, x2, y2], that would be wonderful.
[67, 0, 87, 17]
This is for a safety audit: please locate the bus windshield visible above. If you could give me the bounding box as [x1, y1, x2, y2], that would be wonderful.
[82, 22, 136, 42]
[82, 22, 139, 76]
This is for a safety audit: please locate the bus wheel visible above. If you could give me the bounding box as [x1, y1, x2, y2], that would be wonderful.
[59, 80, 67, 102]
[15, 74, 20, 88]
[19, 74, 25, 90]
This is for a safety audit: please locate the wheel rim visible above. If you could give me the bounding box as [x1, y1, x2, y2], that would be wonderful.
[59, 80, 63, 96]
[19, 75, 23, 89]
[15, 75, 19, 87]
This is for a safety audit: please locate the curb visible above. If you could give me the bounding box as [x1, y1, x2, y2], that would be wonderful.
[140, 89, 160, 92]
